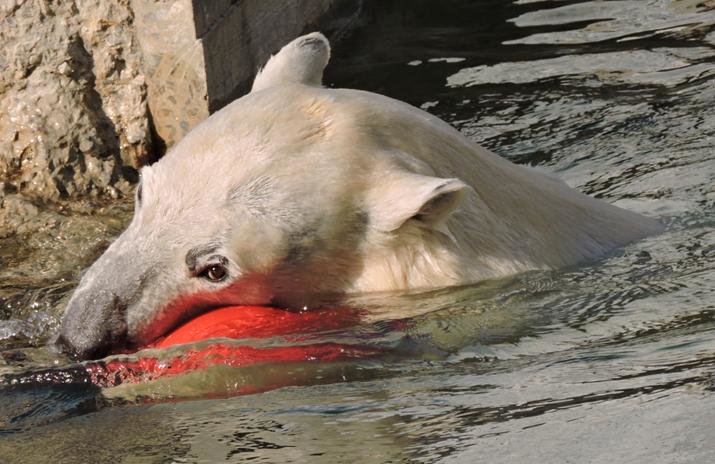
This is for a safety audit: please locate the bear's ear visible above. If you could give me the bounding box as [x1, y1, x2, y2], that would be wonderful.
[369, 172, 470, 232]
[251, 32, 331, 92]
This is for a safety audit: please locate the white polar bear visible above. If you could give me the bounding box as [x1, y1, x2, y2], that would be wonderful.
[57, 32, 662, 359]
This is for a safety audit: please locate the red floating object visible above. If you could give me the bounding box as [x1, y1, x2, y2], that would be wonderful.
[86, 305, 382, 391]
[152, 305, 363, 348]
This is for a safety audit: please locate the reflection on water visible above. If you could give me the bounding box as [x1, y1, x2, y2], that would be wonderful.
[1, 0, 715, 462]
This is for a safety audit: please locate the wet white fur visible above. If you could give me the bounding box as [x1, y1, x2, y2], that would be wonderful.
[142, 32, 662, 294]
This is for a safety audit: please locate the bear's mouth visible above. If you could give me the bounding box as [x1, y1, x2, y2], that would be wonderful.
[129, 277, 279, 351]
[127, 300, 364, 355]
[132, 300, 266, 351]
[127, 280, 350, 354]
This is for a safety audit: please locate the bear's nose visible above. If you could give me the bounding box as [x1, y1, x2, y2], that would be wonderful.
[53, 332, 92, 360]
[53, 326, 127, 361]
[56, 288, 130, 361]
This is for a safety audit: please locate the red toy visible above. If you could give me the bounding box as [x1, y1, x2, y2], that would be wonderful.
[86, 305, 383, 392]
[154, 305, 362, 348]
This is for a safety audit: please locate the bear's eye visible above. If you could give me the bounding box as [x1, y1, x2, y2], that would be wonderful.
[200, 264, 227, 282]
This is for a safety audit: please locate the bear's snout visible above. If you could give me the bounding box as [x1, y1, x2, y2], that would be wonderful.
[57, 287, 130, 360]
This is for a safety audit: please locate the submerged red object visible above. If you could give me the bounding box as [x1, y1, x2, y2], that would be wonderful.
[86, 305, 382, 391]
[153, 305, 363, 348]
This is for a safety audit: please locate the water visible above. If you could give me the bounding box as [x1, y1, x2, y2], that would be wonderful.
[1, 0, 714, 462]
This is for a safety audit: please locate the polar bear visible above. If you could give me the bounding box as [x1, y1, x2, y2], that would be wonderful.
[56, 33, 662, 359]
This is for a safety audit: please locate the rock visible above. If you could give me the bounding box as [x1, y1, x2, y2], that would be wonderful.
[0, 0, 150, 201]
[131, 0, 209, 152]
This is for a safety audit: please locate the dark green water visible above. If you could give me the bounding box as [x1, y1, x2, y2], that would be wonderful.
[1, 1, 714, 462]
